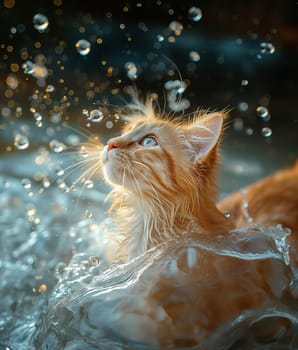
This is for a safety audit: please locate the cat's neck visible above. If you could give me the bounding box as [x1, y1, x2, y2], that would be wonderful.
[109, 188, 234, 262]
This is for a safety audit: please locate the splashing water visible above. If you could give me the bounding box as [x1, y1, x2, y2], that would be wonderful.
[14, 134, 30, 150]
[168, 21, 183, 36]
[188, 7, 203, 22]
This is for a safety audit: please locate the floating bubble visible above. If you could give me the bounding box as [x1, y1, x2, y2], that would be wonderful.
[125, 62, 138, 80]
[189, 51, 200, 62]
[85, 210, 93, 218]
[6, 74, 18, 89]
[22, 60, 48, 79]
[233, 118, 244, 131]
[82, 109, 89, 117]
[157, 34, 164, 42]
[45, 84, 54, 93]
[188, 7, 202, 22]
[22, 61, 35, 75]
[238, 102, 249, 112]
[261, 127, 272, 137]
[49, 139, 66, 153]
[14, 134, 29, 150]
[33, 13, 49, 31]
[21, 178, 31, 189]
[42, 177, 51, 189]
[33, 112, 42, 122]
[164, 80, 187, 94]
[260, 42, 275, 55]
[88, 256, 100, 267]
[66, 134, 80, 146]
[241, 79, 248, 86]
[84, 179, 94, 189]
[88, 109, 104, 123]
[169, 21, 183, 36]
[256, 106, 269, 119]
[105, 120, 114, 129]
[55, 168, 64, 177]
[169, 99, 190, 112]
[80, 146, 89, 158]
[75, 39, 91, 56]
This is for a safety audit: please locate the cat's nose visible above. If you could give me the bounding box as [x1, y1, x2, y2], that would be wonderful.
[107, 139, 120, 151]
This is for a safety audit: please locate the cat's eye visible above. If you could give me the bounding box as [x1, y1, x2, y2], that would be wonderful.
[140, 135, 158, 147]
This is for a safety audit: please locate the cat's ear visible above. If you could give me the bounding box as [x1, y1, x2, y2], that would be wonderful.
[183, 112, 225, 160]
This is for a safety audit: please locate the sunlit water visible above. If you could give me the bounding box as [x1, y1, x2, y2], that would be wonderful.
[0, 146, 298, 350]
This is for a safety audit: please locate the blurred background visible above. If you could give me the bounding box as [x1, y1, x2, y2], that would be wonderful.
[0, 0, 297, 191]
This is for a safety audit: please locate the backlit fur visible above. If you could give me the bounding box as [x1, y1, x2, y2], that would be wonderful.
[101, 100, 234, 262]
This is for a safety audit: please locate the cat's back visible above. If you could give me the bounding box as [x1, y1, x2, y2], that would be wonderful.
[218, 161, 298, 235]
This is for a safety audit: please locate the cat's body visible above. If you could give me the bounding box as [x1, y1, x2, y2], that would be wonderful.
[87, 101, 298, 347]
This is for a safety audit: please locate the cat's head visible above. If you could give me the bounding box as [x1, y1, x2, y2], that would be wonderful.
[102, 102, 226, 202]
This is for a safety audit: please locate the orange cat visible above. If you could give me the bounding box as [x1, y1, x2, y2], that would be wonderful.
[100, 101, 234, 262]
[68, 101, 298, 348]
[99, 100, 298, 263]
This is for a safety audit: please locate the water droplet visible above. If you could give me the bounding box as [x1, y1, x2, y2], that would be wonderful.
[188, 7, 202, 22]
[169, 21, 183, 36]
[238, 102, 249, 111]
[233, 118, 244, 131]
[189, 51, 200, 62]
[261, 127, 272, 137]
[88, 109, 104, 123]
[125, 62, 138, 80]
[157, 34, 164, 42]
[22, 61, 35, 75]
[246, 128, 254, 136]
[256, 106, 269, 119]
[33, 13, 49, 31]
[33, 112, 42, 121]
[260, 42, 275, 55]
[45, 84, 54, 93]
[75, 39, 91, 56]
[168, 99, 190, 112]
[21, 178, 31, 190]
[164, 80, 187, 94]
[38, 284, 47, 293]
[88, 256, 100, 266]
[105, 120, 113, 129]
[82, 109, 89, 117]
[42, 177, 51, 189]
[66, 134, 80, 146]
[85, 210, 93, 218]
[55, 168, 64, 177]
[241, 79, 248, 86]
[80, 146, 89, 158]
[14, 134, 29, 150]
[49, 139, 66, 153]
[84, 179, 94, 189]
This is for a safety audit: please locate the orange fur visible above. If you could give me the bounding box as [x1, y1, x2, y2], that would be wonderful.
[101, 102, 234, 262]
